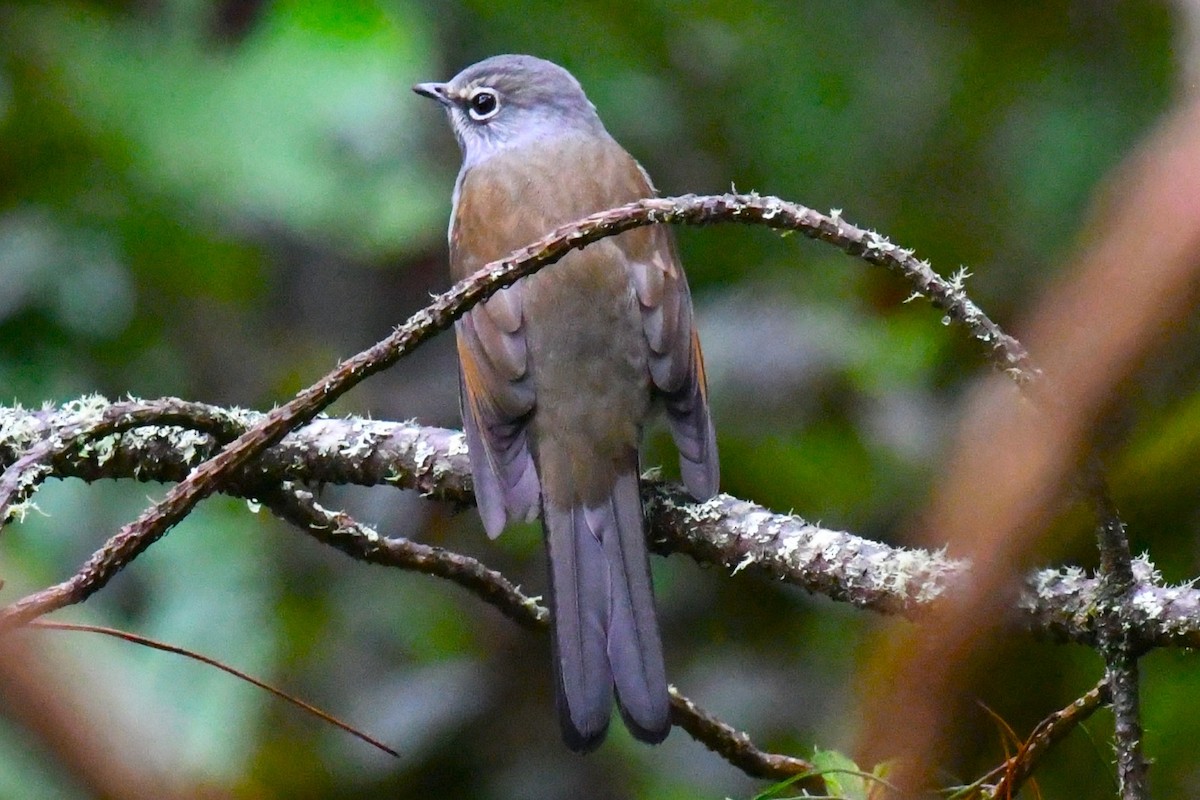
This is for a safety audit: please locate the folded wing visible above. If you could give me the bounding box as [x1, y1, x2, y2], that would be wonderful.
[457, 286, 540, 537]
[624, 227, 719, 500]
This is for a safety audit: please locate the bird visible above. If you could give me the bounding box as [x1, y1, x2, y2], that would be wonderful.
[414, 54, 718, 752]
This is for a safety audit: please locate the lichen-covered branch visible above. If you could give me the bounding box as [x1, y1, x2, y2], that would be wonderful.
[3, 399, 1199, 652]
[0, 397, 244, 524]
[644, 482, 961, 616]
[0, 397, 473, 504]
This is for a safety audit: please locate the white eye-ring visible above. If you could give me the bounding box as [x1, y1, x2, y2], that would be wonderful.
[467, 87, 500, 121]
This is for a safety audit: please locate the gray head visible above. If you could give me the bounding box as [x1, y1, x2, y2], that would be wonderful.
[414, 54, 608, 168]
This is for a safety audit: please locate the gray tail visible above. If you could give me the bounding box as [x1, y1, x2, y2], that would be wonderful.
[543, 467, 670, 752]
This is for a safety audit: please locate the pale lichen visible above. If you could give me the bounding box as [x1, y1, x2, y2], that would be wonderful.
[411, 439, 436, 472]
[5, 498, 45, 524]
[446, 432, 470, 457]
[731, 553, 756, 575]
[684, 496, 725, 524]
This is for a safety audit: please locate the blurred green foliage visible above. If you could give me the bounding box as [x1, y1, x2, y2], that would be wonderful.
[0, 1, 1195, 798]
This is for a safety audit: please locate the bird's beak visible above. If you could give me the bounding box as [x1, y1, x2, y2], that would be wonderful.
[413, 82, 453, 107]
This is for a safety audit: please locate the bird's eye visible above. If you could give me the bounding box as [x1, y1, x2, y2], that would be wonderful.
[467, 88, 500, 121]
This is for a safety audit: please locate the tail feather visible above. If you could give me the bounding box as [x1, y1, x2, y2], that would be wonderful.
[601, 469, 669, 742]
[545, 501, 614, 751]
[544, 463, 670, 751]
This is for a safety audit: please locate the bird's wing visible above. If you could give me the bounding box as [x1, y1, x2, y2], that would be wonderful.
[456, 285, 540, 537]
[622, 222, 720, 500]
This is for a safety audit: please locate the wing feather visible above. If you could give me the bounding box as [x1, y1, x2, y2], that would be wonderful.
[621, 225, 719, 500]
[456, 292, 540, 537]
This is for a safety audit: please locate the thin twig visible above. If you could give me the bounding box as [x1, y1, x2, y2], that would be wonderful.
[261, 483, 548, 629]
[1086, 470, 1150, 799]
[976, 679, 1109, 799]
[668, 686, 822, 787]
[28, 620, 399, 757]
